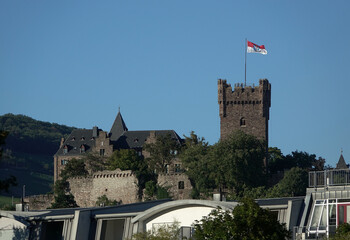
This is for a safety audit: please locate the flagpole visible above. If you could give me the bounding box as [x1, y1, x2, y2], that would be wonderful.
[244, 38, 247, 87]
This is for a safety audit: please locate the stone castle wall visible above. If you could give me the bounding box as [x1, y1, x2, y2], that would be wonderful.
[24, 194, 54, 210]
[69, 169, 139, 207]
[158, 173, 192, 200]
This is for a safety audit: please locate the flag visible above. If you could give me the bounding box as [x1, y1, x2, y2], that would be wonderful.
[247, 41, 267, 55]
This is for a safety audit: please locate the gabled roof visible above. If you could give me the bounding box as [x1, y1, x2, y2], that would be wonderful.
[114, 130, 183, 149]
[54, 129, 96, 156]
[109, 111, 128, 141]
[336, 154, 348, 169]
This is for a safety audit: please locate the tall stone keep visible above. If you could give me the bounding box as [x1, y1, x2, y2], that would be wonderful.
[218, 79, 271, 143]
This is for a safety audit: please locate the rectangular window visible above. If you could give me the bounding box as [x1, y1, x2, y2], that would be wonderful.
[178, 181, 184, 189]
[175, 164, 181, 173]
[100, 149, 105, 156]
[61, 160, 68, 165]
[180, 227, 193, 239]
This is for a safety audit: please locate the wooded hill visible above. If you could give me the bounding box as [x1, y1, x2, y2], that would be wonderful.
[0, 113, 75, 196]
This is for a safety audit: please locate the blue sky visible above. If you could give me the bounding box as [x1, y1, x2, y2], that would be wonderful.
[1, 1, 349, 167]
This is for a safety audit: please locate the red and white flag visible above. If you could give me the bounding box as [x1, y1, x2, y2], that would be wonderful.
[247, 41, 267, 55]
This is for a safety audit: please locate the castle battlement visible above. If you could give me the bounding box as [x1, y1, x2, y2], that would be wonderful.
[70, 170, 135, 180]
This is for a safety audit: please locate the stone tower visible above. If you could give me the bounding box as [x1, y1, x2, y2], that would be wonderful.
[218, 79, 271, 143]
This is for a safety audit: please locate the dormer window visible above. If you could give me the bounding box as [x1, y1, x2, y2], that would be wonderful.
[71, 137, 75, 141]
[80, 144, 86, 153]
[134, 138, 139, 143]
[90, 137, 95, 141]
[63, 145, 68, 154]
[80, 137, 85, 141]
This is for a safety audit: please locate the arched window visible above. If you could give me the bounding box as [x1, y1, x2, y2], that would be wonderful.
[240, 117, 246, 127]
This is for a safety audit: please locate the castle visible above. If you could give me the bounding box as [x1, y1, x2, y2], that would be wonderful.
[51, 78, 271, 207]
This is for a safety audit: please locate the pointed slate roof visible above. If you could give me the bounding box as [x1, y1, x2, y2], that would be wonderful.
[336, 154, 348, 169]
[109, 111, 128, 141]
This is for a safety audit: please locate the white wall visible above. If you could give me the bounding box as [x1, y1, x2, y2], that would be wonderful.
[146, 206, 215, 230]
[0, 217, 28, 240]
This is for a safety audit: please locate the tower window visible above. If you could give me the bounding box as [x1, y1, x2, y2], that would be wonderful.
[178, 181, 184, 189]
[240, 117, 246, 127]
[61, 159, 68, 165]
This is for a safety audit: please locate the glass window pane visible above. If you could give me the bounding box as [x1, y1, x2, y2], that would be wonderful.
[310, 205, 322, 230]
[339, 206, 345, 225]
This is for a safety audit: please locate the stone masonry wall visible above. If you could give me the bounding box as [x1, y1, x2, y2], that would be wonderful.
[157, 173, 192, 200]
[218, 79, 271, 142]
[24, 194, 54, 210]
[69, 169, 139, 207]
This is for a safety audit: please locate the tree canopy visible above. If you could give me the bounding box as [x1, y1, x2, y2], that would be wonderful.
[180, 131, 266, 198]
[143, 133, 181, 173]
[0, 130, 17, 193]
[193, 198, 290, 240]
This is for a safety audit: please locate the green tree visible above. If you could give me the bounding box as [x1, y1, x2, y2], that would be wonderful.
[50, 179, 78, 209]
[81, 151, 107, 173]
[60, 158, 88, 179]
[144, 133, 181, 173]
[180, 132, 213, 198]
[144, 180, 171, 201]
[50, 158, 81, 209]
[268, 167, 308, 197]
[284, 151, 325, 171]
[212, 131, 266, 196]
[95, 194, 120, 207]
[268, 147, 285, 173]
[331, 223, 350, 240]
[129, 222, 180, 240]
[0, 130, 17, 193]
[193, 198, 290, 240]
[107, 149, 141, 171]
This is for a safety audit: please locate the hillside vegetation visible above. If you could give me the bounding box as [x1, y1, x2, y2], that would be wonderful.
[0, 113, 75, 196]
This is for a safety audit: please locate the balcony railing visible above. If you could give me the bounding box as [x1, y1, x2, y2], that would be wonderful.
[309, 169, 350, 187]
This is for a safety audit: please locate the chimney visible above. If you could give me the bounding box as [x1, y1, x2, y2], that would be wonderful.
[93, 126, 98, 138]
[60, 138, 65, 148]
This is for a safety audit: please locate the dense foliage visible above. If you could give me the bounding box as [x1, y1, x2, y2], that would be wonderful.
[50, 159, 83, 208]
[95, 194, 121, 207]
[331, 223, 350, 240]
[0, 113, 75, 155]
[143, 133, 181, 173]
[0, 130, 17, 193]
[181, 131, 266, 198]
[0, 113, 75, 196]
[129, 222, 180, 240]
[193, 198, 290, 240]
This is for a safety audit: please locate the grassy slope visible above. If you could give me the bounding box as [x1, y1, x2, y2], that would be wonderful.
[0, 195, 21, 210]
